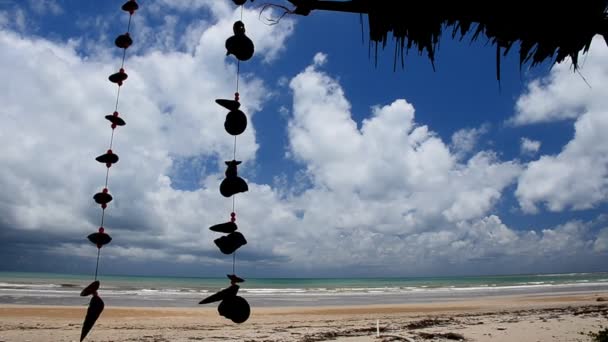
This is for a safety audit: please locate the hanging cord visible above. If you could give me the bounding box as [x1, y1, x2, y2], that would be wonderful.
[94, 248, 101, 281]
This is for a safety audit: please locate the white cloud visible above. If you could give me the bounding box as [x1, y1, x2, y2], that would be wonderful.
[509, 36, 608, 126]
[28, 0, 62, 15]
[450, 125, 489, 159]
[594, 228, 608, 253]
[515, 37, 608, 213]
[520, 137, 541, 155]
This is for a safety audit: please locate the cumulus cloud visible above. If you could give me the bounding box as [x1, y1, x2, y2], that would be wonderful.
[515, 37, 608, 213]
[450, 125, 489, 159]
[1, 10, 607, 277]
[520, 137, 541, 155]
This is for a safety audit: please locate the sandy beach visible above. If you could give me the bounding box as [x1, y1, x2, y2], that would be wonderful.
[0, 292, 606, 342]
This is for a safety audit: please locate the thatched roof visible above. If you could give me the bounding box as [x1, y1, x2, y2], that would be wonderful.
[285, 0, 608, 79]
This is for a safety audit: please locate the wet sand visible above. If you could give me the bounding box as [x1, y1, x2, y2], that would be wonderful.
[0, 292, 607, 341]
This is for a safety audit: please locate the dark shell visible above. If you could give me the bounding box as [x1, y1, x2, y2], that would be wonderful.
[214, 232, 247, 255]
[80, 281, 100, 297]
[215, 99, 240, 111]
[115, 34, 133, 49]
[80, 295, 104, 342]
[225, 35, 254, 62]
[108, 71, 128, 85]
[224, 160, 241, 178]
[232, 21, 246, 35]
[93, 192, 113, 205]
[219, 177, 248, 198]
[87, 232, 112, 247]
[209, 222, 238, 233]
[232, 0, 247, 5]
[224, 110, 247, 136]
[105, 115, 126, 126]
[227, 274, 245, 283]
[199, 284, 239, 304]
[95, 152, 119, 165]
[218, 296, 250, 324]
[121, 0, 139, 13]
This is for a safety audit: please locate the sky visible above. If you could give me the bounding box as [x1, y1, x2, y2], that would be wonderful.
[0, 0, 607, 278]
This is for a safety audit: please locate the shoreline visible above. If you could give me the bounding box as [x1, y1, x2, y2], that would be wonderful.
[1, 292, 607, 341]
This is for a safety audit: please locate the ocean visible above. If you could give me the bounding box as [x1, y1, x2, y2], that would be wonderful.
[1, 271, 607, 307]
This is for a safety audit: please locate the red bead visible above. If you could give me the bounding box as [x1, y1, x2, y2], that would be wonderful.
[96, 243, 102, 249]
[107, 149, 113, 154]
[106, 163, 112, 168]
[102, 188, 108, 193]
[111, 123, 117, 129]
[234, 92, 240, 101]
[113, 111, 119, 117]
[230, 218, 236, 222]
[101, 203, 107, 209]
[230, 212, 236, 217]
[99, 227, 105, 233]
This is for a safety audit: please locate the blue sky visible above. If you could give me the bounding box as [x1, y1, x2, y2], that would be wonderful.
[0, 0, 607, 278]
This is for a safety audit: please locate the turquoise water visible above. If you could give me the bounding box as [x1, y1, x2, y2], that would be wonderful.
[1, 271, 607, 307]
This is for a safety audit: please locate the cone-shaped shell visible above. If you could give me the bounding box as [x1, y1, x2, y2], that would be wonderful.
[216, 99, 240, 111]
[87, 232, 112, 247]
[105, 114, 126, 126]
[199, 285, 239, 304]
[209, 222, 238, 233]
[121, 0, 139, 13]
[227, 274, 245, 283]
[115, 34, 133, 49]
[80, 295, 104, 342]
[224, 110, 247, 136]
[80, 281, 100, 297]
[93, 192, 112, 205]
[219, 177, 248, 198]
[109, 71, 128, 85]
[214, 232, 247, 255]
[218, 296, 250, 324]
[95, 152, 119, 165]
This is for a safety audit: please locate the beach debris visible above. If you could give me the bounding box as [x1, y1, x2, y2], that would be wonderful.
[80, 1, 138, 341]
[209, 221, 238, 233]
[405, 317, 455, 329]
[417, 332, 465, 340]
[214, 232, 247, 254]
[225, 21, 254, 61]
[597, 297, 607, 302]
[80, 295, 105, 342]
[220, 160, 249, 197]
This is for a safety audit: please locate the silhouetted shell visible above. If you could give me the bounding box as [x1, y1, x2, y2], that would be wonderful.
[232, 0, 247, 6]
[95, 152, 119, 165]
[93, 192, 113, 205]
[219, 177, 249, 198]
[115, 34, 133, 49]
[108, 71, 128, 85]
[209, 222, 238, 233]
[80, 281, 100, 297]
[80, 295, 104, 342]
[199, 285, 239, 304]
[214, 232, 247, 255]
[218, 296, 250, 324]
[87, 232, 112, 247]
[225, 21, 254, 61]
[224, 160, 242, 178]
[227, 274, 245, 283]
[105, 114, 126, 126]
[121, 0, 139, 13]
[224, 110, 247, 136]
[215, 99, 240, 111]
